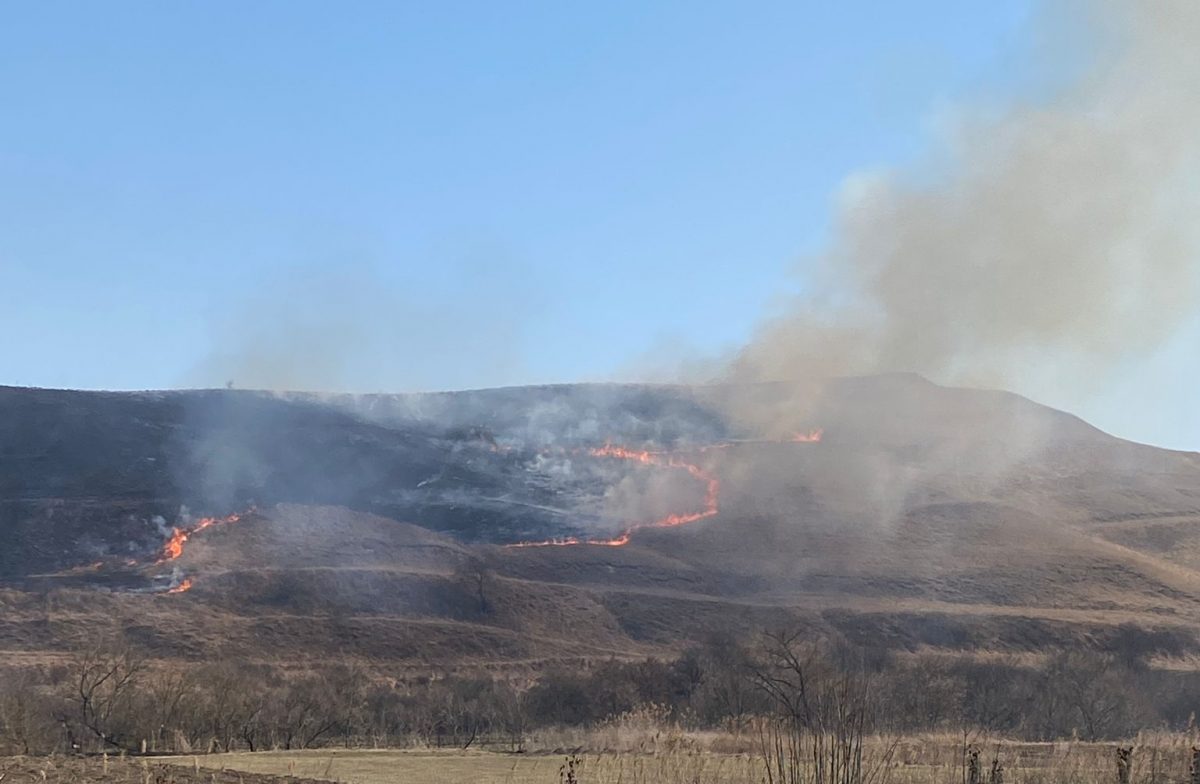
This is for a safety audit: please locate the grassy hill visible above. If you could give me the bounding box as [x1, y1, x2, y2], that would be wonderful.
[3, 375, 1200, 671]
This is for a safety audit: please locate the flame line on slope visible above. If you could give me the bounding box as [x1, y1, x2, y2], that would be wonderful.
[505, 431, 821, 549]
[156, 510, 252, 594]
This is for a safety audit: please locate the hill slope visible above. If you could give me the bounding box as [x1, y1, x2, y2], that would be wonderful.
[4, 375, 1200, 670]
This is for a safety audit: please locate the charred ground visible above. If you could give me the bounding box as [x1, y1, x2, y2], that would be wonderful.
[4, 374, 1200, 670]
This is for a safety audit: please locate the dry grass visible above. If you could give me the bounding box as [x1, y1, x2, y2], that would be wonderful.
[191, 748, 762, 784]
[0, 753, 325, 784]
[180, 732, 1200, 784]
[1, 733, 1195, 784]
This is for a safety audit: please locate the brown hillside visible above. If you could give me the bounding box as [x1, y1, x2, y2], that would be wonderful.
[4, 376, 1200, 672]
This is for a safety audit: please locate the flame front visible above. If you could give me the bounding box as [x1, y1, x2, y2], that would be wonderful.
[589, 443, 720, 535]
[165, 578, 193, 594]
[508, 432, 821, 549]
[154, 511, 248, 594]
[157, 512, 244, 564]
[508, 442, 721, 548]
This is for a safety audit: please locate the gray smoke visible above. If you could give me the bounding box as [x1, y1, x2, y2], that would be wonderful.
[732, 1, 1200, 404]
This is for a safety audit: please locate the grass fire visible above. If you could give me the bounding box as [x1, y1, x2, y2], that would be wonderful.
[5, 1, 1200, 783]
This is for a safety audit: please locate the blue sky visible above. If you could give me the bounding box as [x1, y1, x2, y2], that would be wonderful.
[2, 2, 1196, 449]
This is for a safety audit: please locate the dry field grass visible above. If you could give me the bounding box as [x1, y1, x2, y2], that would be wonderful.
[0, 732, 1195, 784]
[0, 754, 326, 784]
[177, 733, 1198, 784]
[192, 748, 762, 784]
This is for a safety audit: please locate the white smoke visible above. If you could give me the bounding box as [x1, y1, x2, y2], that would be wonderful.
[733, 1, 1200, 411]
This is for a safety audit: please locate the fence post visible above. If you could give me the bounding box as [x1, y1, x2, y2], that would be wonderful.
[1116, 746, 1132, 784]
[1189, 746, 1200, 784]
[967, 746, 981, 784]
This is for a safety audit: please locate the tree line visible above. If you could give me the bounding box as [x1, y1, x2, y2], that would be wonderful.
[1, 624, 1197, 756]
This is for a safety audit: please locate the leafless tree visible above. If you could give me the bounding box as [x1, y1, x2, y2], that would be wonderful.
[0, 670, 59, 755]
[191, 663, 266, 752]
[1056, 653, 1134, 741]
[493, 681, 528, 753]
[750, 630, 894, 784]
[269, 674, 342, 750]
[143, 669, 195, 752]
[63, 642, 147, 753]
[692, 632, 760, 726]
[454, 557, 495, 615]
[1026, 652, 1142, 741]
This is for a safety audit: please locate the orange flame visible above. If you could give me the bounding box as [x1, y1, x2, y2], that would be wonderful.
[506, 531, 632, 549]
[507, 431, 822, 549]
[508, 443, 720, 548]
[589, 443, 720, 532]
[588, 443, 662, 464]
[154, 510, 251, 595]
[165, 578, 193, 594]
[156, 512, 245, 563]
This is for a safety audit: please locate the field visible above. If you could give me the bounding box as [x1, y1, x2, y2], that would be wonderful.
[2, 731, 1197, 784]
[191, 748, 760, 784]
[175, 736, 1194, 784]
[0, 754, 326, 784]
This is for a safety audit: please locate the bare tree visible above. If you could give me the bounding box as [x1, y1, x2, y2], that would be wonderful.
[1028, 652, 1141, 741]
[194, 663, 264, 752]
[63, 642, 147, 753]
[269, 674, 342, 750]
[1057, 653, 1135, 741]
[143, 669, 195, 753]
[750, 631, 893, 784]
[0, 670, 59, 755]
[692, 632, 760, 726]
[493, 681, 528, 753]
[454, 557, 495, 615]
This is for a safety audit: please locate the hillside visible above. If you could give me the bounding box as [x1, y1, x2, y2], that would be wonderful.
[4, 374, 1200, 671]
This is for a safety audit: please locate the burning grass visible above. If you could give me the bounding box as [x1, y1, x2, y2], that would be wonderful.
[504, 442, 722, 548]
[505, 433, 820, 549]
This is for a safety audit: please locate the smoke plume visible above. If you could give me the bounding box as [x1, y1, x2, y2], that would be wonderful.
[732, 1, 1200, 402]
